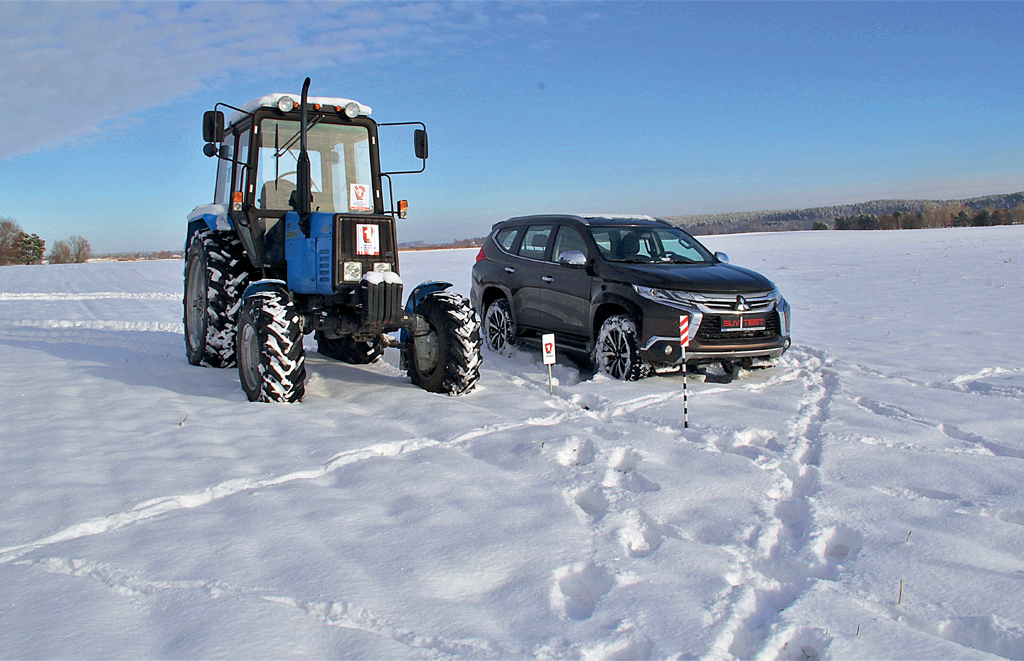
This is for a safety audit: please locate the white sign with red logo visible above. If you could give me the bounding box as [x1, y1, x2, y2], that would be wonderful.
[356, 224, 380, 256]
[349, 183, 371, 211]
[542, 333, 556, 365]
[679, 315, 690, 349]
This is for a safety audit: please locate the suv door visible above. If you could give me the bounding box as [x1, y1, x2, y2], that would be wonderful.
[506, 224, 552, 330]
[540, 224, 593, 339]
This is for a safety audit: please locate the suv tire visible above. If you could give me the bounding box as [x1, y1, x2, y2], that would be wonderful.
[482, 297, 515, 354]
[594, 315, 650, 381]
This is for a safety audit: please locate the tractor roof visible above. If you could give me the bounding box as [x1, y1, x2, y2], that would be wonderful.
[228, 93, 372, 127]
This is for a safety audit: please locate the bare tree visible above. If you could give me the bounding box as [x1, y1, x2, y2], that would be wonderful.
[0, 217, 23, 265]
[49, 240, 73, 264]
[69, 235, 92, 263]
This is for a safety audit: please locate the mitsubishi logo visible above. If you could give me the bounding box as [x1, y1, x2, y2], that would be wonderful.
[735, 295, 750, 312]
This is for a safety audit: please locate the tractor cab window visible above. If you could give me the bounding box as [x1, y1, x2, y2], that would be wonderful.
[256, 119, 374, 214]
[213, 138, 234, 205]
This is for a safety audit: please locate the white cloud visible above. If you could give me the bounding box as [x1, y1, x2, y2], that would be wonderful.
[0, 1, 548, 160]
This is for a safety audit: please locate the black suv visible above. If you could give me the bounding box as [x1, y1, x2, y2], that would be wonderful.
[470, 214, 791, 380]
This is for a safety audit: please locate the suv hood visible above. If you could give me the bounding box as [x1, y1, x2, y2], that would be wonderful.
[602, 262, 773, 293]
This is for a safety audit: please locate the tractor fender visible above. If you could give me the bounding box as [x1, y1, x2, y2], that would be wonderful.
[404, 281, 453, 315]
[187, 204, 235, 233]
[400, 281, 453, 347]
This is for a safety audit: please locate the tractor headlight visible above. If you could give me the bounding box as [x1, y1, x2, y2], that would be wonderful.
[343, 261, 362, 282]
[373, 262, 392, 273]
[278, 96, 295, 112]
[344, 102, 361, 118]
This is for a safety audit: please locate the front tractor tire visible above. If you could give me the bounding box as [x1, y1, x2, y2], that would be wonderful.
[315, 331, 385, 364]
[594, 315, 651, 381]
[406, 293, 482, 395]
[184, 230, 251, 368]
[237, 287, 306, 403]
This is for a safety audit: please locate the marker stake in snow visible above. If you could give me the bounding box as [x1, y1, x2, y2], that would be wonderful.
[542, 333, 556, 395]
[680, 315, 690, 429]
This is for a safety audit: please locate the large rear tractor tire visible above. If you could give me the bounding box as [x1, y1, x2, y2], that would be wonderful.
[405, 293, 482, 395]
[237, 287, 306, 403]
[594, 315, 651, 381]
[315, 331, 385, 364]
[184, 230, 251, 367]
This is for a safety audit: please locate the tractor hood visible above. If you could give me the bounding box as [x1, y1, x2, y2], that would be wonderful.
[601, 261, 774, 293]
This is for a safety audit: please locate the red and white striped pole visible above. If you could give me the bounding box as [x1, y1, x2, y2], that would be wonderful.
[680, 315, 690, 429]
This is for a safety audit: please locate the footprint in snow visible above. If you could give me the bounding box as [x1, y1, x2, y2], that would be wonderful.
[551, 562, 616, 621]
[557, 437, 597, 466]
[618, 508, 675, 558]
[603, 447, 660, 493]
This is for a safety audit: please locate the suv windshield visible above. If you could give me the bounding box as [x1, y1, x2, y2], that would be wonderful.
[256, 119, 374, 213]
[589, 225, 714, 264]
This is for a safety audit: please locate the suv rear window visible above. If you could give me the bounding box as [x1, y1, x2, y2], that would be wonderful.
[495, 228, 520, 252]
[518, 225, 552, 260]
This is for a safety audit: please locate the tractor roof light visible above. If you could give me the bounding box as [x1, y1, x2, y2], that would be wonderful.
[344, 102, 361, 119]
[277, 96, 295, 112]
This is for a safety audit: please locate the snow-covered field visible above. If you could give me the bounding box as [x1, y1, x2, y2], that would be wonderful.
[1, 226, 1022, 660]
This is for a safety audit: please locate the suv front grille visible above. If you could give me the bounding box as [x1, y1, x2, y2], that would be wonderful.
[697, 311, 780, 343]
[693, 290, 776, 313]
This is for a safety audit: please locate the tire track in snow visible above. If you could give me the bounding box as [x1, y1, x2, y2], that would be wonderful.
[0, 421, 541, 566]
[21, 556, 524, 657]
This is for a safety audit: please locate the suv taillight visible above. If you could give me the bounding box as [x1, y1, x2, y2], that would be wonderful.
[475, 246, 486, 263]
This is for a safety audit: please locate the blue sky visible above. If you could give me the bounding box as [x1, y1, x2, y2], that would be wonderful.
[1, 1, 1021, 253]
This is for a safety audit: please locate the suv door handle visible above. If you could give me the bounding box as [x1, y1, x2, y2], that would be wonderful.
[542, 276, 554, 283]
[504, 267, 516, 274]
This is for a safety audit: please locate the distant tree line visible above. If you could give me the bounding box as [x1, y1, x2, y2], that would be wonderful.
[834, 204, 1022, 231]
[0, 216, 92, 265]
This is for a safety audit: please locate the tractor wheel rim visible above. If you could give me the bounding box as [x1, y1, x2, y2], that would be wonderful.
[239, 323, 260, 390]
[185, 260, 205, 350]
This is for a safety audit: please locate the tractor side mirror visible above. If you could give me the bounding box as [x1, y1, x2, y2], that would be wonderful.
[414, 129, 428, 160]
[203, 110, 225, 144]
[203, 143, 218, 158]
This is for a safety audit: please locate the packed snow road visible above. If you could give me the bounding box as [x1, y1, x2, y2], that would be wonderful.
[1, 226, 1022, 660]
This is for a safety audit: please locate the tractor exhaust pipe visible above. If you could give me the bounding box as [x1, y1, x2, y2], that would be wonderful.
[296, 77, 312, 235]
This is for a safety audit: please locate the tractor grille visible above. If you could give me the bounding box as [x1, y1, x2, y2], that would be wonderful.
[697, 311, 780, 343]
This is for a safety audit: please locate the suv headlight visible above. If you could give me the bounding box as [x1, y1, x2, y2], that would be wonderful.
[633, 285, 695, 306]
[771, 285, 782, 306]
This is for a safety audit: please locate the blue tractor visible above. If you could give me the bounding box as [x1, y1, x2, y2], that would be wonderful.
[184, 78, 481, 402]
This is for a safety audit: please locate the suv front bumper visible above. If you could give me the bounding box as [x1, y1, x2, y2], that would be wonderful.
[637, 297, 791, 366]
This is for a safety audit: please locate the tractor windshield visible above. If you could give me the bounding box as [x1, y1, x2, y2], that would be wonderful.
[255, 119, 374, 214]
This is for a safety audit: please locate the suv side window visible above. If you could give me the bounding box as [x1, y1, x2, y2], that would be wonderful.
[517, 225, 552, 260]
[495, 227, 520, 253]
[552, 226, 588, 261]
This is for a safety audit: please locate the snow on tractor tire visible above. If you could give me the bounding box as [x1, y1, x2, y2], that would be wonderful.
[405, 292, 482, 396]
[236, 284, 306, 403]
[183, 229, 251, 368]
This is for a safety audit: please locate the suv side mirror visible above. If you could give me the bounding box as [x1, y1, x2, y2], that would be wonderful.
[557, 250, 588, 268]
[715, 251, 730, 264]
[414, 129, 428, 160]
[203, 110, 225, 144]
